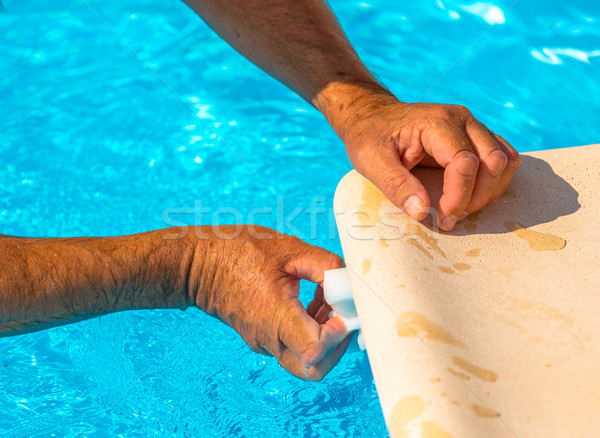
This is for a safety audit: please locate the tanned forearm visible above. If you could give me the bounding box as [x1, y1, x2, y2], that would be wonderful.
[0, 224, 355, 380]
[0, 229, 206, 336]
[182, 0, 396, 140]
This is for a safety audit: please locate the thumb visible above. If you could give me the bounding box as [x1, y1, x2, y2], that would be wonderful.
[355, 146, 430, 221]
[286, 242, 344, 285]
[278, 298, 350, 369]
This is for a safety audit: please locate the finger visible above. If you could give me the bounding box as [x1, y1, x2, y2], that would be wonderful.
[463, 120, 508, 214]
[315, 303, 333, 325]
[286, 244, 344, 285]
[306, 335, 352, 381]
[427, 124, 480, 231]
[277, 349, 307, 379]
[278, 299, 348, 367]
[354, 145, 430, 221]
[489, 133, 521, 202]
[307, 285, 331, 323]
[314, 283, 324, 302]
[278, 334, 352, 381]
[307, 298, 321, 318]
[306, 284, 325, 318]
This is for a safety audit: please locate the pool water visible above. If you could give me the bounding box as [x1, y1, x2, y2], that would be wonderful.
[0, 0, 598, 436]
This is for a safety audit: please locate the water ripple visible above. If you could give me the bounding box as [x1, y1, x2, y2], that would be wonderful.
[0, 0, 598, 436]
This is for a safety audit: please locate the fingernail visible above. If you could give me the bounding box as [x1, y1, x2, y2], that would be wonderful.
[403, 195, 424, 219]
[441, 215, 458, 231]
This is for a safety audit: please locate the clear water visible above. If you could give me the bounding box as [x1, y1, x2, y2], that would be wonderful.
[0, 0, 598, 436]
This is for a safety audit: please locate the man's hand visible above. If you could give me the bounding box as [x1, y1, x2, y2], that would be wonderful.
[324, 93, 522, 231]
[0, 226, 350, 381]
[184, 0, 521, 230]
[195, 226, 350, 381]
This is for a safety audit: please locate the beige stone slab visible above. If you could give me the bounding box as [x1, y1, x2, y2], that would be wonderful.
[333, 145, 600, 438]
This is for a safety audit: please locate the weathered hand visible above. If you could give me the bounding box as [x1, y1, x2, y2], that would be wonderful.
[194, 226, 350, 381]
[336, 96, 521, 231]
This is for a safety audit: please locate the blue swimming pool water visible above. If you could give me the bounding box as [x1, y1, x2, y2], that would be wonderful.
[0, 0, 598, 436]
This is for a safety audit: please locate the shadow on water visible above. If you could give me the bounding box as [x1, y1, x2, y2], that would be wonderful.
[413, 155, 581, 235]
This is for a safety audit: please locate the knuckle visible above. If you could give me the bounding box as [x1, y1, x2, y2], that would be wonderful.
[486, 149, 508, 175]
[381, 172, 411, 202]
[426, 104, 473, 124]
[454, 150, 480, 177]
[494, 134, 521, 172]
[329, 253, 344, 270]
[300, 342, 323, 367]
[452, 104, 472, 117]
[427, 105, 455, 122]
[506, 151, 522, 171]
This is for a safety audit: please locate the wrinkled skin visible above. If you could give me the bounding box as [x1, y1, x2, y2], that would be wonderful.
[0, 225, 349, 381]
[194, 226, 350, 381]
[333, 96, 522, 230]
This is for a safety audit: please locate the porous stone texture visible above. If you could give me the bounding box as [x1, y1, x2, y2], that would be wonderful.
[334, 145, 600, 438]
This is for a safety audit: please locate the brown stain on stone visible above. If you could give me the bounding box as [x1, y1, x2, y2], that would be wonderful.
[545, 363, 553, 368]
[380, 237, 390, 248]
[430, 377, 441, 383]
[472, 403, 500, 418]
[421, 420, 454, 438]
[463, 222, 477, 233]
[465, 248, 481, 257]
[452, 263, 471, 271]
[362, 258, 372, 276]
[407, 223, 447, 258]
[396, 312, 464, 348]
[467, 210, 481, 222]
[504, 221, 566, 251]
[407, 238, 433, 259]
[447, 368, 471, 380]
[358, 180, 386, 227]
[515, 300, 573, 325]
[452, 356, 499, 382]
[450, 400, 460, 406]
[389, 395, 425, 438]
[438, 266, 454, 274]
[440, 392, 448, 397]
